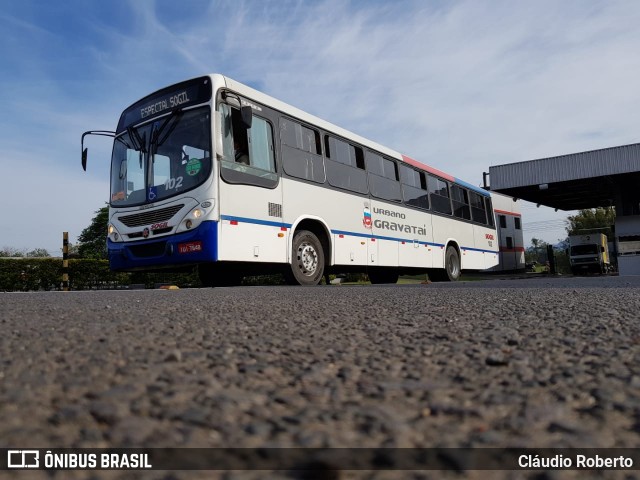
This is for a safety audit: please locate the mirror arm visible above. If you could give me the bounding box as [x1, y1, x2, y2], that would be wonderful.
[81, 130, 115, 171]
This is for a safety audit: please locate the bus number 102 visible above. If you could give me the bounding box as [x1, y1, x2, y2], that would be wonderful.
[165, 176, 183, 191]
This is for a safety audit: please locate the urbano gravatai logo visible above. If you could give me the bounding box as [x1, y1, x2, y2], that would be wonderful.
[8, 450, 40, 469]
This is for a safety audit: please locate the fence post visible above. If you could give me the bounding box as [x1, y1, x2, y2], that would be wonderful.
[62, 232, 69, 291]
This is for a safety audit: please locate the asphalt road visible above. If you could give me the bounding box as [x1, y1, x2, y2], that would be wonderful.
[1, 275, 640, 479]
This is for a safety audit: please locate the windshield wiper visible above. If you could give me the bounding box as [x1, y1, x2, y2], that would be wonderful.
[127, 126, 147, 168]
[150, 109, 184, 159]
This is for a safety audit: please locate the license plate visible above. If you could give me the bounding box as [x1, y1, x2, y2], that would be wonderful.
[178, 241, 202, 254]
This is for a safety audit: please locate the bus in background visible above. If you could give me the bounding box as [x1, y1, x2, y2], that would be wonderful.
[82, 74, 498, 286]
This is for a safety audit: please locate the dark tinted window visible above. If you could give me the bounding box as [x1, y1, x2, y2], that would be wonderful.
[280, 118, 325, 183]
[499, 215, 507, 228]
[366, 151, 401, 202]
[399, 165, 428, 210]
[470, 191, 488, 224]
[485, 197, 495, 227]
[325, 136, 364, 168]
[427, 175, 452, 215]
[451, 185, 471, 220]
[280, 118, 321, 153]
[367, 152, 397, 179]
[324, 135, 367, 194]
[515, 216, 521, 229]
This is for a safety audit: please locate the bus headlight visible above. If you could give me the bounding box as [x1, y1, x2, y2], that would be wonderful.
[108, 224, 122, 242]
[176, 206, 208, 233]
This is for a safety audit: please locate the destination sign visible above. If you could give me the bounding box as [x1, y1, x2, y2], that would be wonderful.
[117, 77, 212, 132]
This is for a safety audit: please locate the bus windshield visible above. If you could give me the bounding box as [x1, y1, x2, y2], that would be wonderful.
[110, 107, 211, 206]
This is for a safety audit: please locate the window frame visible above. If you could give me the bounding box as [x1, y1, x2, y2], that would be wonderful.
[427, 175, 452, 215]
[279, 116, 326, 184]
[366, 150, 402, 202]
[219, 103, 279, 189]
[324, 134, 368, 194]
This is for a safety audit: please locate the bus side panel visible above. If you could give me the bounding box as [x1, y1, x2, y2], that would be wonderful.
[393, 205, 434, 269]
[282, 178, 371, 267]
[431, 215, 475, 269]
[217, 181, 287, 263]
[477, 224, 500, 270]
[333, 233, 368, 266]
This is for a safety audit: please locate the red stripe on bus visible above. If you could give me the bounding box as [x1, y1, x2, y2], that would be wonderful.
[401, 155, 455, 182]
[494, 209, 521, 217]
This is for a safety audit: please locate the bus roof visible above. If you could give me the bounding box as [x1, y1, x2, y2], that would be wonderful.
[207, 74, 488, 197]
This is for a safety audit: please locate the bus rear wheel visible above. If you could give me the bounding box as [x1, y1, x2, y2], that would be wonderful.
[431, 245, 461, 282]
[285, 230, 325, 286]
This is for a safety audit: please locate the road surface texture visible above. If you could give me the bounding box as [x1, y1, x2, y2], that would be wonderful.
[1, 276, 639, 479]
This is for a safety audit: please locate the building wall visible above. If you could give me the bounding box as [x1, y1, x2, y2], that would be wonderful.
[490, 193, 525, 271]
[614, 215, 640, 275]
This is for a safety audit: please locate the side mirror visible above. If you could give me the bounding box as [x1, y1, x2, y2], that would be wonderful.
[82, 148, 88, 171]
[241, 105, 253, 129]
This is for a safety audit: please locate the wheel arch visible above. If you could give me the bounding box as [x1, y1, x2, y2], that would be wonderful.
[438, 238, 461, 269]
[289, 216, 333, 266]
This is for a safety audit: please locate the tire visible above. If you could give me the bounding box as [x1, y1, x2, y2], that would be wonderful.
[368, 268, 399, 284]
[285, 230, 325, 286]
[431, 245, 461, 282]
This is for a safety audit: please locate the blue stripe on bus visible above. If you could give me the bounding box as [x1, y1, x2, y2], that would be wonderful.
[453, 178, 490, 197]
[220, 215, 498, 255]
[221, 215, 292, 229]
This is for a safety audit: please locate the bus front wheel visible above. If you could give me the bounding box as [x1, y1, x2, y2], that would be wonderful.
[285, 230, 325, 286]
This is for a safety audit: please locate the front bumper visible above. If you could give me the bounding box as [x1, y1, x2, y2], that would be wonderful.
[108, 220, 218, 271]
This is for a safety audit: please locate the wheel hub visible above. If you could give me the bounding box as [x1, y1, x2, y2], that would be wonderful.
[298, 242, 318, 275]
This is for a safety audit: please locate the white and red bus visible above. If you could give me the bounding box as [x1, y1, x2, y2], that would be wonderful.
[82, 74, 498, 286]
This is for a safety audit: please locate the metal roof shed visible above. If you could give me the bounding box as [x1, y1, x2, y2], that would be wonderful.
[488, 143, 640, 211]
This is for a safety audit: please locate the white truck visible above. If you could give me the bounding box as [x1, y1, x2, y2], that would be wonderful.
[568, 233, 610, 275]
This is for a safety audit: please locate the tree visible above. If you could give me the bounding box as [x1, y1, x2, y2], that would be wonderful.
[525, 237, 549, 263]
[0, 246, 25, 257]
[26, 248, 51, 258]
[77, 206, 109, 259]
[566, 207, 615, 238]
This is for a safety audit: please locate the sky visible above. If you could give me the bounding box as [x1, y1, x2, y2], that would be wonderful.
[2, 0, 640, 255]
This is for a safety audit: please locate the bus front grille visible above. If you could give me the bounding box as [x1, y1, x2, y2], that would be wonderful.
[119, 205, 184, 227]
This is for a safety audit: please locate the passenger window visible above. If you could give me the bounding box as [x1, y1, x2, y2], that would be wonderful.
[427, 175, 452, 215]
[451, 185, 471, 220]
[470, 191, 488, 224]
[366, 152, 401, 202]
[280, 118, 325, 183]
[485, 197, 495, 227]
[281, 118, 320, 153]
[367, 152, 398, 180]
[399, 165, 429, 210]
[324, 135, 367, 193]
